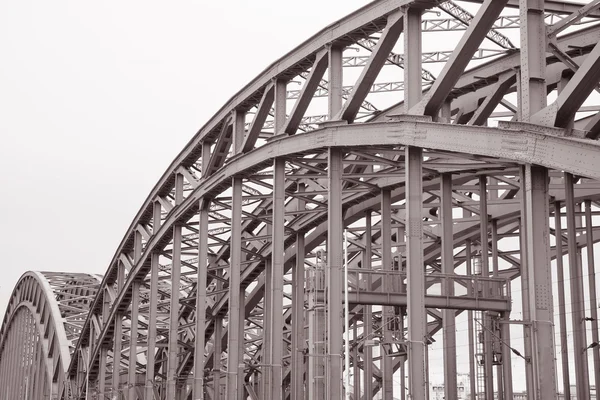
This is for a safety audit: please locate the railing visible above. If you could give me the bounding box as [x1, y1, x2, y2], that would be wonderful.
[346, 268, 510, 302]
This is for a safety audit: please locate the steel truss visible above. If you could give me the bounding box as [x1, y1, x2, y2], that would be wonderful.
[3, 1, 600, 400]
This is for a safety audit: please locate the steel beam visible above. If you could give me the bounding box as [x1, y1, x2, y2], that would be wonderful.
[406, 146, 426, 400]
[412, 0, 509, 117]
[283, 50, 328, 135]
[269, 157, 286, 399]
[327, 147, 344, 400]
[523, 165, 557, 400]
[585, 200, 600, 395]
[519, 0, 547, 120]
[381, 189, 394, 400]
[404, 7, 422, 111]
[328, 45, 343, 119]
[291, 185, 306, 400]
[226, 174, 243, 400]
[338, 10, 403, 123]
[553, 201, 571, 400]
[441, 174, 457, 400]
[565, 172, 590, 400]
[363, 212, 374, 400]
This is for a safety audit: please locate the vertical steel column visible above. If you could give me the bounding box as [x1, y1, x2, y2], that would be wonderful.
[194, 198, 210, 400]
[479, 175, 490, 278]
[128, 280, 140, 400]
[406, 146, 426, 400]
[397, 223, 406, 400]
[270, 156, 286, 399]
[327, 147, 344, 400]
[524, 165, 557, 399]
[518, 209, 536, 397]
[267, 79, 287, 399]
[328, 45, 343, 118]
[565, 173, 590, 400]
[381, 189, 394, 400]
[441, 174, 457, 400]
[501, 311, 514, 400]
[262, 256, 273, 399]
[553, 201, 571, 399]
[586, 200, 600, 394]
[479, 176, 494, 400]
[519, 0, 547, 120]
[144, 203, 160, 398]
[99, 285, 111, 398]
[214, 311, 223, 399]
[113, 262, 126, 399]
[404, 6, 422, 111]
[194, 142, 211, 400]
[166, 173, 184, 399]
[127, 230, 142, 400]
[291, 184, 306, 400]
[227, 109, 244, 399]
[364, 212, 373, 399]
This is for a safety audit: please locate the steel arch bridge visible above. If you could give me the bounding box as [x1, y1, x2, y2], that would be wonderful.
[3, 1, 600, 399]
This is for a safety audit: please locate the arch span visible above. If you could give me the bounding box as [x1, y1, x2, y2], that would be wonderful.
[0, 272, 101, 399]
[4, 1, 600, 400]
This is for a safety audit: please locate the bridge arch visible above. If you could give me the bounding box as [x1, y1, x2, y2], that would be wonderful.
[4, 1, 600, 400]
[0, 272, 101, 399]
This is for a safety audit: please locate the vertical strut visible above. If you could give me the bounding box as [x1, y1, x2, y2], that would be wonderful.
[441, 173, 457, 400]
[381, 189, 394, 400]
[291, 184, 306, 400]
[270, 156, 286, 399]
[524, 165, 557, 400]
[194, 197, 210, 400]
[227, 173, 243, 400]
[565, 172, 590, 400]
[166, 173, 184, 399]
[327, 147, 344, 400]
[586, 200, 600, 393]
[406, 146, 426, 400]
[554, 201, 571, 400]
[363, 211, 373, 399]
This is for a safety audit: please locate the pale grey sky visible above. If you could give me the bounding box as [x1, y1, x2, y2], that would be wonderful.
[0, 0, 368, 315]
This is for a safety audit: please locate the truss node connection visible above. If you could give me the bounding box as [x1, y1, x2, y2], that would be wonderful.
[3, 1, 600, 399]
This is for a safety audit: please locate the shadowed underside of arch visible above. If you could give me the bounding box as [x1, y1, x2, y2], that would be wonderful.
[4, 1, 600, 399]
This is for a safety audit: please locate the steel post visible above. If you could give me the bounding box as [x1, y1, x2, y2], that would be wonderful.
[193, 199, 210, 400]
[381, 189, 394, 400]
[291, 184, 306, 400]
[327, 147, 344, 400]
[554, 201, 571, 399]
[565, 172, 590, 400]
[166, 173, 184, 399]
[441, 173, 457, 400]
[523, 165, 557, 399]
[585, 200, 600, 395]
[406, 146, 426, 400]
[269, 157, 286, 399]
[364, 212, 373, 399]
[226, 174, 243, 400]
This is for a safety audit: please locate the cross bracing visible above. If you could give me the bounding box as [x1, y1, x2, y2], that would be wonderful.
[3, 1, 600, 400]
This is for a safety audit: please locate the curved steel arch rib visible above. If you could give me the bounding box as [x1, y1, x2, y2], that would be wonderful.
[5, 0, 600, 399]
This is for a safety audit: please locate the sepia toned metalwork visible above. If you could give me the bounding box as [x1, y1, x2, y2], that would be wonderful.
[3, 1, 600, 399]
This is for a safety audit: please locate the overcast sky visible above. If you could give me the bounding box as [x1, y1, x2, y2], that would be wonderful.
[0, 1, 369, 314]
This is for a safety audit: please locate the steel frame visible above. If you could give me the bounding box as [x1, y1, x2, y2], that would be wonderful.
[3, 1, 600, 400]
